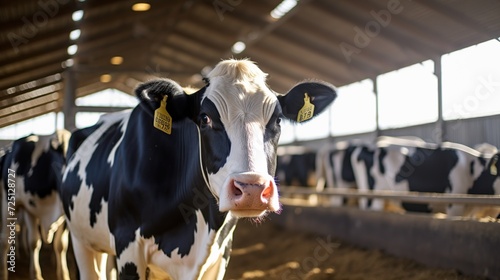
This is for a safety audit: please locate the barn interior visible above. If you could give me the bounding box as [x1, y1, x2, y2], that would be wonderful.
[2, 0, 500, 132]
[2, 0, 500, 279]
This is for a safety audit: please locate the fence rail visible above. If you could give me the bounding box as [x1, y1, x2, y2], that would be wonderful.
[279, 186, 500, 206]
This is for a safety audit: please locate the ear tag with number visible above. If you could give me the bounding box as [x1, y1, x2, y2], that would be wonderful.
[153, 95, 172, 135]
[297, 93, 315, 122]
[490, 156, 498, 176]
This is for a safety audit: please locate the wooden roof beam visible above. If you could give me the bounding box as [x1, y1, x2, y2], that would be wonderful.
[1, 49, 68, 77]
[0, 101, 60, 128]
[314, 1, 443, 59]
[417, 0, 498, 42]
[0, 83, 61, 108]
[0, 64, 62, 90]
[0, 92, 59, 117]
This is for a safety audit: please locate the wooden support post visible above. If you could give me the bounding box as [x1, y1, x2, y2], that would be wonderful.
[63, 70, 76, 131]
[434, 57, 445, 143]
[373, 78, 381, 137]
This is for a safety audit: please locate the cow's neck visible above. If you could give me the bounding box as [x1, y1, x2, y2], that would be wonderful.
[122, 109, 234, 259]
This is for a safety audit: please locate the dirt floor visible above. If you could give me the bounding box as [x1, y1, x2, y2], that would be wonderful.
[7, 220, 487, 280]
[225, 219, 487, 280]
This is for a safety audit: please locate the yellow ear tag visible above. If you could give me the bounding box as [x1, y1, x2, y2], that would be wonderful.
[153, 95, 172, 134]
[490, 156, 498, 176]
[297, 93, 315, 122]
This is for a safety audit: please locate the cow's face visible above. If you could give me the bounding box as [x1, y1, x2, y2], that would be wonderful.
[198, 61, 282, 218]
[136, 59, 336, 218]
[197, 60, 336, 218]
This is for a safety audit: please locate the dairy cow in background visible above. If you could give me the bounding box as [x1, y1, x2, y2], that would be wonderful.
[276, 146, 317, 187]
[317, 137, 427, 209]
[354, 137, 500, 216]
[60, 59, 337, 279]
[316, 140, 369, 206]
[0, 130, 71, 280]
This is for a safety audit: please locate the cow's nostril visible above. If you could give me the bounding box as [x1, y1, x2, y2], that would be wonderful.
[262, 184, 272, 199]
[232, 183, 243, 197]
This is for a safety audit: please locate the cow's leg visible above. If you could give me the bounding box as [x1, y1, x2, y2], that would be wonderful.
[106, 254, 117, 280]
[25, 212, 43, 280]
[52, 225, 70, 280]
[70, 233, 106, 280]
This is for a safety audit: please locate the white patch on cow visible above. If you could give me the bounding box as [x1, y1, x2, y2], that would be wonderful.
[63, 110, 130, 183]
[202, 60, 279, 212]
[448, 151, 474, 195]
[67, 182, 112, 254]
[385, 147, 411, 192]
[107, 110, 131, 166]
[63, 111, 129, 255]
[117, 210, 235, 280]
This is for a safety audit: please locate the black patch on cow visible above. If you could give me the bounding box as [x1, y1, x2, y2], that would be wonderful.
[396, 148, 458, 192]
[357, 147, 375, 190]
[61, 121, 123, 225]
[395, 148, 459, 212]
[468, 155, 499, 195]
[341, 146, 357, 183]
[378, 148, 387, 175]
[264, 105, 282, 176]
[108, 106, 227, 259]
[67, 124, 101, 160]
[85, 121, 124, 227]
[279, 153, 316, 186]
[4, 136, 65, 199]
[60, 161, 82, 221]
[198, 99, 230, 175]
[10, 136, 36, 175]
[119, 262, 140, 280]
[24, 147, 64, 198]
[357, 146, 375, 207]
[61, 123, 102, 219]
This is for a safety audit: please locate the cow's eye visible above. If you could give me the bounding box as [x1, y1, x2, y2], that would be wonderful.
[200, 113, 211, 126]
[277, 117, 282, 125]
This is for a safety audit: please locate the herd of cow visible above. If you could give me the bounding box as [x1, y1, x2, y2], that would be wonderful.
[278, 136, 500, 217]
[0, 59, 338, 280]
[2, 59, 499, 280]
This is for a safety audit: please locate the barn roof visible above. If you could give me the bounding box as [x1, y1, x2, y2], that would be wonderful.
[2, 0, 500, 128]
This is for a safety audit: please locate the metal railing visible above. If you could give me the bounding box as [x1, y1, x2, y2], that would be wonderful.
[279, 186, 500, 206]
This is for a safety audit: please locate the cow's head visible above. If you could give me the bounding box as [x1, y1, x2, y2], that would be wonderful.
[137, 59, 336, 218]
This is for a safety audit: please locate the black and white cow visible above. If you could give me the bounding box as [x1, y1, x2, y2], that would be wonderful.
[60, 59, 337, 279]
[316, 141, 365, 206]
[276, 146, 317, 187]
[0, 130, 71, 280]
[354, 137, 500, 215]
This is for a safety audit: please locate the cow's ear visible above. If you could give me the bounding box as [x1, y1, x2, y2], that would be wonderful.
[135, 78, 190, 120]
[278, 81, 337, 123]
